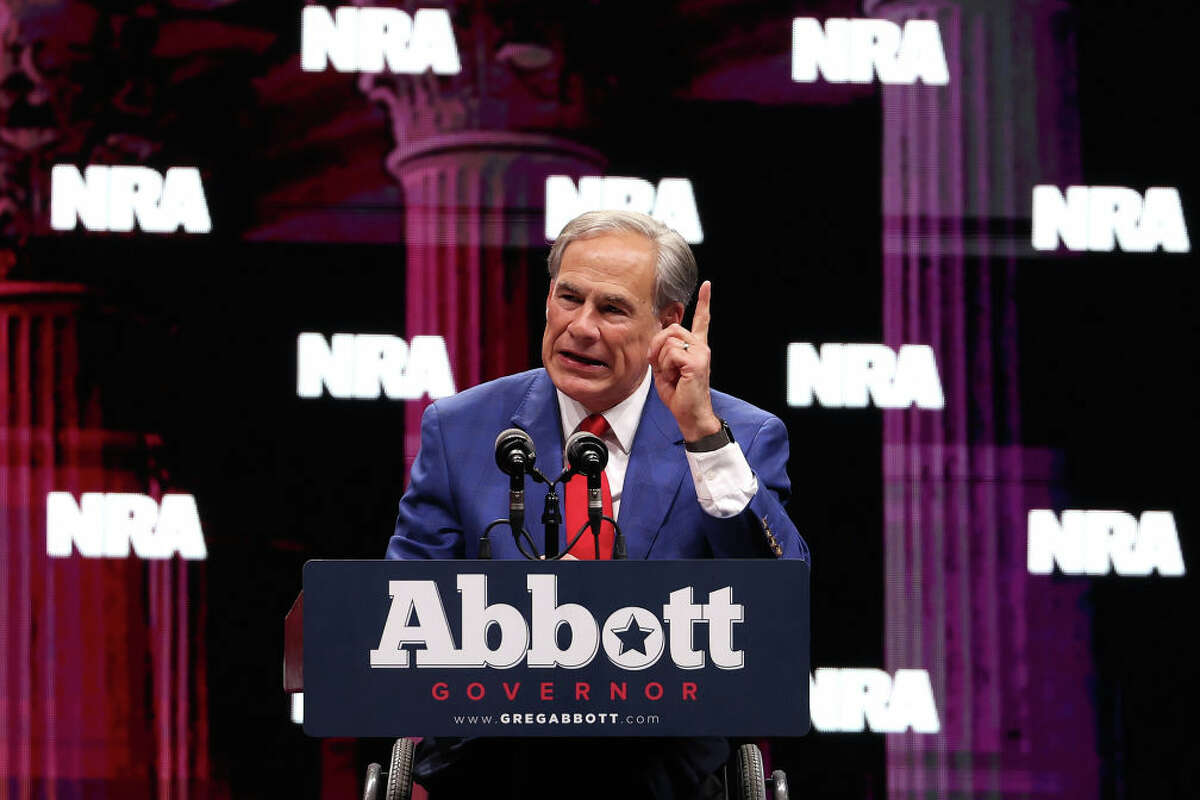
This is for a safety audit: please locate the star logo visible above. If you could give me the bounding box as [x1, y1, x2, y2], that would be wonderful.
[611, 613, 653, 656]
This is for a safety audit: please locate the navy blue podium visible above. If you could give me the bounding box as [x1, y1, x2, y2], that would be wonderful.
[290, 559, 810, 739]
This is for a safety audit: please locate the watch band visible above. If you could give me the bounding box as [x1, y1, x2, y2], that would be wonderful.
[684, 418, 735, 453]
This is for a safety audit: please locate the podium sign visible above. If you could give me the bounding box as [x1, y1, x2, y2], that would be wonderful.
[302, 559, 809, 737]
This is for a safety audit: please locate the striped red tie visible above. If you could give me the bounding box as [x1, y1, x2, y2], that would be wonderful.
[564, 414, 615, 559]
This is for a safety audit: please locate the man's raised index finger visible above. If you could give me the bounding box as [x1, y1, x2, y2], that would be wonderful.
[691, 280, 712, 342]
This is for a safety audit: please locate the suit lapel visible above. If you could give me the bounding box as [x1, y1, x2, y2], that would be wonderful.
[511, 370, 566, 490]
[618, 385, 688, 559]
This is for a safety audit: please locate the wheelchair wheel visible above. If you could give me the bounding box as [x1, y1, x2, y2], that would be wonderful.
[361, 763, 382, 800]
[385, 738, 415, 800]
[767, 769, 789, 800]
[731, 743, 766, 800]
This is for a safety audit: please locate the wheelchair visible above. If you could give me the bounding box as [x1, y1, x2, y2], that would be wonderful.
[361, 738, 790, 800]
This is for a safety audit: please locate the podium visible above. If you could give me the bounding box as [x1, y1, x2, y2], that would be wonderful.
[285, 559, 810, 739]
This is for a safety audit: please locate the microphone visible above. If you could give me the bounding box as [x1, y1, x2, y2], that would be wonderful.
[494, 428, 536, 551]
[565, 431, 608, 557]
[495, 428, 536, 477]
[564, 430, 607, 477]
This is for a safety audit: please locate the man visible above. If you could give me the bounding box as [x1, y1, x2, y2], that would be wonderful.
[389, 210, 807, 562]
[387, 210, 809, 797]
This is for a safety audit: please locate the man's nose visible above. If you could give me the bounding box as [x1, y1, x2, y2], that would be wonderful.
[566, 304, 600, 339]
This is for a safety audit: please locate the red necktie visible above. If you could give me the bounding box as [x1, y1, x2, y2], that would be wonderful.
[565, 414, 615, 559]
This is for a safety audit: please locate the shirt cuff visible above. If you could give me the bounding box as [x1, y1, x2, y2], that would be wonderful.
[685, 442, 758, 518]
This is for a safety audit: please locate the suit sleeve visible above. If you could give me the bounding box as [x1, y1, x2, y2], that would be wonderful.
[386, 402, 466, 560]
[702, 414, 810, 562]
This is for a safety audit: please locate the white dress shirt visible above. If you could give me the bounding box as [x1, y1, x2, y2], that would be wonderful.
[555, 369, 758, 518]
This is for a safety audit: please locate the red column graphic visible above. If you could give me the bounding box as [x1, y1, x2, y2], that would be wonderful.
[870, 1, 1095, 797]
[0, 282, 210, 798]
[387, 133, 604, 469]
[359, 11, 608, 471]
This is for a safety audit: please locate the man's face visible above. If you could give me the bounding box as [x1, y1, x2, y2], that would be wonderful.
[542, 231, 681, 413]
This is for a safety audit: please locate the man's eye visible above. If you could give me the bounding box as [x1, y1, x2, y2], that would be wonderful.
[560, 294, 580, 304]
[604, 305, 625, 315]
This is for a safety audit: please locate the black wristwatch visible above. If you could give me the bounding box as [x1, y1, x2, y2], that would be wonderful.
[684, 418, 735, 453]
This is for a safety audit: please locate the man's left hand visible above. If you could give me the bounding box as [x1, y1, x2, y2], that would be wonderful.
[648, 280, 722, 441]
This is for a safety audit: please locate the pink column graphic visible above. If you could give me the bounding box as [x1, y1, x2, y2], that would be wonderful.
[0, 282, 210, 798]
[357, 8, 608, 470]
[866, 0, 1097, 797]
[387, 132, 604, 469]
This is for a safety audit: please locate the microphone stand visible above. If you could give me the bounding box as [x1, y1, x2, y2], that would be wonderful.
[483, 466, 627, 560]
[530, 467, 561, 559]
[565, 514, 627, 560]
[585, 471, 604, 559]
[508, 472, 525, 545]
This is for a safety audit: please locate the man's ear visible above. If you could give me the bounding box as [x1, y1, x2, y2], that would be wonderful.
[659, 301, 684, 328]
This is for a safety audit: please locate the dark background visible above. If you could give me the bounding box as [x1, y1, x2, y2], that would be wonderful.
[2, 1, 1197, 797]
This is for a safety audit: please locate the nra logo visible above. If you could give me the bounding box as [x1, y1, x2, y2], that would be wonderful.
[1032, 185, 1190, 253]
[545, 176, 703, 244]
[791, 18, 948, 85]
[809, 668, 940, 734]
[301, 6, 461, 74]
[370, 577, 744, 672]
[47, 492, 207, 560]
[297, 332, 455, 401]
[1027, 510, 1186, 577]
[787, 343, 944, 410]
[50, 165, 211, 234]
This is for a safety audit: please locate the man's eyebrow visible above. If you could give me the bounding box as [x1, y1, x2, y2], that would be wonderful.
[598, 293, 635, 311]
[555, 281, 636, 310]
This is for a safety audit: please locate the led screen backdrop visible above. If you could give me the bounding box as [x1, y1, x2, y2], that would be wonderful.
[1, 1, 1196, 798]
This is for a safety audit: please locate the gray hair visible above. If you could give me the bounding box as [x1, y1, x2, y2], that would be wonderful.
[547, 210, 698, 312]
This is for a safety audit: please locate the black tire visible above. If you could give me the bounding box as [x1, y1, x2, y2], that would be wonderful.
[768, 769, 789, 800]
[385, 738, 415, 800]
[732, 744, 766, 800]
[361, 763, 382, 800]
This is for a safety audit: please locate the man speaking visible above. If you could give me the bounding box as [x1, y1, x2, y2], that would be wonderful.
[389, 209, 807, 562]
[386, 210, 809, 797]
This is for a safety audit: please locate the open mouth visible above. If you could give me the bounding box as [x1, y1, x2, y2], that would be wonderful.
[560, 349, 608, 369]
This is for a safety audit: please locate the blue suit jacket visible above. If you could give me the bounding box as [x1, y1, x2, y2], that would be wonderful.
[386, 369, 808, 795]
[387, 368, 808, 562]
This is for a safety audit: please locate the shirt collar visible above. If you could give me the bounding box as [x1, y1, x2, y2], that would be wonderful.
[555, 368, 652, 455]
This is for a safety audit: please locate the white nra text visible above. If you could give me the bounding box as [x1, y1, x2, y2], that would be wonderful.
[1027, 510, 1185, 577]
[809, 668, 940, 734]
[297, 332, 456, 401]
[791, 18, 948, 85]
[301, 6, 461, 74]
[47, 492, 207, 560]
[787, 343, 944, 410]
[1032, 185, 1190, 253]
[545, 176, 703, 244]
[51, 165, 211, 234]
